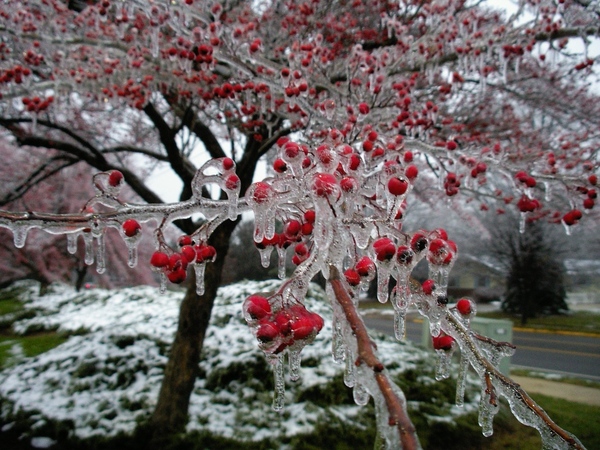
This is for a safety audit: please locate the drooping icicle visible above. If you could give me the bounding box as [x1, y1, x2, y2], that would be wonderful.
[376, 263, 392, 303]
[83, 232, 94, 265]
[393, 310, 406, 341]
[67, 233, 78, 254]
[343, 348, 356, 388]
[288, 348, 302, 382]
[272, 355, 286, 411]
[95, 233, 106, 274]
[353, 379, 370, 406]
[455, 354, 469, 407]
[434, 349, 452, 380]
[194, 263, 206, 296]
[276, 246, 287, 279]
[331, 318, 346, 364]
[127, 242, 138, 268]
[257, 246, 274, 268]
[12, 225, 28, 248]
[159, 271, 167, 294]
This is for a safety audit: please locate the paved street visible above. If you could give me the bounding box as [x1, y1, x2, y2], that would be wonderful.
[363, 314, 600, 381]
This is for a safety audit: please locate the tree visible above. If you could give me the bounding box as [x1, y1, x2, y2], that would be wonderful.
[488, 218, 569, 324]
[0, 0, 598, 448]
[0, 141, 157, 292]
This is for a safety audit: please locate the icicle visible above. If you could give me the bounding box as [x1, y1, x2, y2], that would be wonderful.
[519, 212, 527, 234]
[455, 354, 469, 407]
[288, 349, 302, 382]
[83, 232, 94, 265]
[159, 271, 167, 294]
[12, 225, 28, 248]
[272, 355, 286, 411]
[257, 246, 274, 268]
[127, 244, 138, 268]
[194, 263, 206, 296]
[353, 379, 370, 406]
[478, 397, 497, 437]
[331, 318, 345, 364]
[343, 348, 356, 387]
[434, 349, 453, 380]
[276, 246, 287, 279]
[95, 233, 106, 274]
[67, 233, 78, 254]
[393, 310, 406, 341]
[376, 263, 392, 303]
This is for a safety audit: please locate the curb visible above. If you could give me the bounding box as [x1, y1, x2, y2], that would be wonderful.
[512, 327, 600, 338]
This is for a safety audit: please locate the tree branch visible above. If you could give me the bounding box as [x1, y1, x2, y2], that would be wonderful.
[329, 266, 420, 450]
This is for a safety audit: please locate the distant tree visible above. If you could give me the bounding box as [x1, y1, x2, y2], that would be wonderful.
[503, 224, 568, 324]
[487, 215, 568, 324]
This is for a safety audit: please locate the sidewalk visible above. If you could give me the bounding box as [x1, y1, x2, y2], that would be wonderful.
[510, 376, 600, 406]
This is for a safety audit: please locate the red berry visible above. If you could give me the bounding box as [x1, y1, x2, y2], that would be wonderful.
[422, 279, 436, 295]
[301, 222, 314, 235]
[432, 333, 454, 350]
[446, 141, 458, 151]
[358, 102, 369, 115]
[150, 251, 169, 268]
[291, 316, 315, 340]
[196, 244, 216, 262]
[244, 295, 272, 321]
[405, 165, 418, 180]
[108, 170, 123, 187]
[178, 235, 193, 247]
[256, 321, 280, 343]
[355, 256, 375, 277]
[456, 298, 472, 315]
[122, 219, 141, 237]
[273, 158, 287, 173]
[284, 220, 302, 238]
[312, 173, 339, 198]
[167, 268, 187, 284]
[344, 268, 361, 286]
[388, 177, 409, 196]
[410, 232, 428, 253]
[589, 174, 597, 186]
[340, 176, 357, 193]
[373, 237, 396, 261]
[169, 253, 188, 271]
[304, 210, 316, 223]
[222, 157, 235, 171]
[251, 182, 271, 204]
[181, 245, 196, 263]
[225, 174, 240, 190]
[294, 242, 308, 256]
[396, 245, 413, 265]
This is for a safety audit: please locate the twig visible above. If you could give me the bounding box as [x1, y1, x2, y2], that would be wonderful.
[445, 312, 586, 450]
[329, 266, 420, 450]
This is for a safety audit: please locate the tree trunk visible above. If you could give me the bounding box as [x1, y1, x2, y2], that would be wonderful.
[147, 220, 237, 442]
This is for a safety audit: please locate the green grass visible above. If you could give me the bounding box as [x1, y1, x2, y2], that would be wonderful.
[0, 333, 68, 368]
[478, 310, 600, 335]
[483, 394, 600, 450]
[0, 298, 23, 316]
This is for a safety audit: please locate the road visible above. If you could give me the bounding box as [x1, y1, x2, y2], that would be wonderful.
[363, 314, 600, 381]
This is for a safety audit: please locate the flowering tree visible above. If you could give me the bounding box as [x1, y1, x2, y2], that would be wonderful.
[0, 0, 598, 448]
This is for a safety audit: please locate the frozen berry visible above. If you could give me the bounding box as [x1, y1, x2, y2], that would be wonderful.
[122, 219, 141, 237]
[456, 298, 472, 315]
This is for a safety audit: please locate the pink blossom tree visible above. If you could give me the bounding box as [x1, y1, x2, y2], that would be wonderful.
[0, 0, 598, 448]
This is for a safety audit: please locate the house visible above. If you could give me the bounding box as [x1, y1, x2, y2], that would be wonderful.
[446, 254, 505, 303]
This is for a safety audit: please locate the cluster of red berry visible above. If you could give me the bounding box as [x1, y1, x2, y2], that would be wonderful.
[255, 211, 315, 265]
[21, 95, 54, 112]
[243, 294, 324, 355]
[149, 235, 216, 284]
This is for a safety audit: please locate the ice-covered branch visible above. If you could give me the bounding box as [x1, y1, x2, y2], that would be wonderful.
[329, 267, 420, 450]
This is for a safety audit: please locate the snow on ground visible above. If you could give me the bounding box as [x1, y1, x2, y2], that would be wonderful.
[0, 280, 476, 444]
